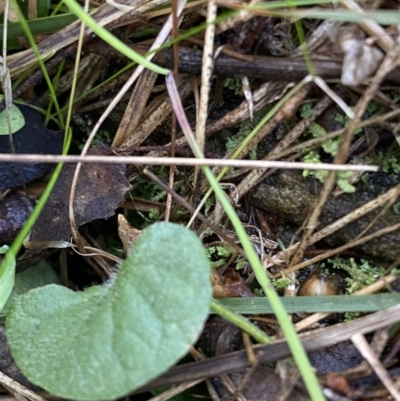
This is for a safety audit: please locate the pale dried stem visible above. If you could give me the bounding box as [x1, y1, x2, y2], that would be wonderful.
[193, 0, 217, 189]
[311, 185, 400, 244]
[68, 0, 91, 252]
[342, 329, 389, 380]
[351, 333, 400, 401]
[271, 108, 400, 161]
[7, 0, 166, 76]
[356, 187, 400, 240]
[214, 0, 262, 35]
[0, 372, 48, 401]
[118, 79, 192, 150]
[147, 380, 204, 401]
[0, 153, 379, 170]
[112, 68, 158, 148]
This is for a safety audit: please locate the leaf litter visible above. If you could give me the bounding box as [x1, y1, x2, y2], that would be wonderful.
[26, 143, 130, 245]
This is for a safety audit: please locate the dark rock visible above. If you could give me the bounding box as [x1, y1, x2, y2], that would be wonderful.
[249, 170, 400, 261]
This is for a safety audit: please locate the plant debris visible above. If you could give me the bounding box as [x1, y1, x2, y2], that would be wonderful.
[27, 143, 130, 245]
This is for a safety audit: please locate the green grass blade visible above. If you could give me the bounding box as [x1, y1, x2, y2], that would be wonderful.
[10, 0, 65, 128]
[211, 299, 271, 344]
[166, 73, 326, 401]
[61, 0, 170, 75]
[215, 295, 400, 314]
[0, 14, 77, 39]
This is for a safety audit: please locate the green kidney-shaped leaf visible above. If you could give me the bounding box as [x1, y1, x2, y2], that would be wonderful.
[0, 260, 59, 319]
[0, 104, 25, 135]
[6, 223, 211, 400]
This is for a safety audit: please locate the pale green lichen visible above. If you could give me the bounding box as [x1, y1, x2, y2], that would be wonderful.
[223, 77, 242, 95]
[378, 148, 400, 174]
[393, 202, 400, 215]
[235, 259, 247, 270]
[207, 245, 235, 269]
[272, 277, 292, 290]
[299, 102, 314, 119]
[225, 111, 266, 160]
[329, 257, 385, 294]
[301, 128, 355, 193]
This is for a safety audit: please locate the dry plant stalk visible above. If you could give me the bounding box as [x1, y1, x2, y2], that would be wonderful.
[351, 333, 400, 401]
[112, 69, 158, 148]
[0, 372, 48, 401]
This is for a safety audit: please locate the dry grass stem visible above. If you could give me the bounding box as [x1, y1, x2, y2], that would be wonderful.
[0, 372, 48, 401]
[112, 69, 158, 148]
[193, 0, 217, 188]
[0, 154, 379, 170]
[351, 333, 400, 401]
[147, 380, 204, 401]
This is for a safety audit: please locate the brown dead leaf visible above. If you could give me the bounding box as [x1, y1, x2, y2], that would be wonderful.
[27, 143, 130, 246]
[117, 214, 142, 254]
[320, 373, 350, 396]
[212, 267, 254, 298]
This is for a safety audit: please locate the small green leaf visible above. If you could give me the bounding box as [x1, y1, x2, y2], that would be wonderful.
[0, 104, 25, 135]
[0, 250, 15, 311]
[7, 223, 211, 401]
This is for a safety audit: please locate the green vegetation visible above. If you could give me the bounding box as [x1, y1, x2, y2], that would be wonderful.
[272, 277, 292, 290]
[299, 102, 358, 193]
[302, 150, 356, 193]
[207, 244, 235, 269]
[328, 257, 385, 294]
[223, 77, 242, 95]
[378, 148, 400, 174]
[7, 223, 212, 400]
[226, 111, 267, 160]
[2, 1, 396, 400]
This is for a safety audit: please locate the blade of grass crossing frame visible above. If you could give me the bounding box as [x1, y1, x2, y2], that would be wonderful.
[166, 73, 326, 401]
